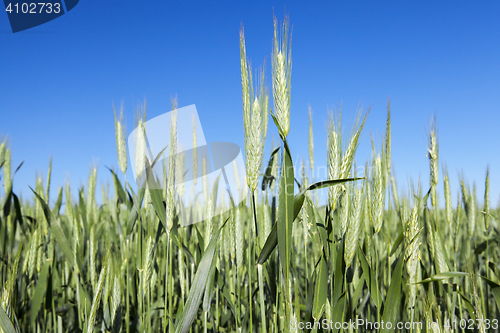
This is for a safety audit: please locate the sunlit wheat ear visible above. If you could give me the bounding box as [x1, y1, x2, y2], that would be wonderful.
[103, 260, 112, 309]
[248, 97, 264, 191]
[178, 246, 186, 300]
[345, 185, 362, 268]
[460, 177, 476, 237]
[34, 174, 46, 234]
[391, 175, 400, 212]
[24, 228, 36, 277]
[460, 177, 469, 213]
[3, 139, 11, 194]
[89, 226, 97, 290]
[454, 192, 462, 253]
[371, 154, 384, 234]
[166, 103, 177, 233]
[363, 162, 372, 233]
[327, 114, 341, 211]
[404, 203, 420, 313]
[263, 88, 269, 140]
[240, 26, 251, 135]
[229, 212, 236, 264]
[0, 137, 5, 164]
[308, 106, 314, 172]
[65, 181, 74, 225]
[340, 109, 369, 179]
[134, 118, 147, 182]
[143, 236, 154, 293]
[87, 165, 97, 225]
[86, 256, 107, 333]
[110, 275, 121, 327]
[192, 114, 198, 185]
[469, 183, 477, 237]
[272, 14, 292, 137]
[405, 202, 420, 309]
[484, 166, 490, 230]
[427, 119, 439, 207]
[404, 203, 420, 278]
[1, 285, 9, 313]
[240, 26, 267, 192]
[113, 102, 127, 175]
[443, 165, 452, 225]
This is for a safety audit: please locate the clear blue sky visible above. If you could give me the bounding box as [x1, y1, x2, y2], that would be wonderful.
[1, 1, 499, 208]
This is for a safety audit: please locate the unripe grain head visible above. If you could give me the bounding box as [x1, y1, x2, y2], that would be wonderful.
[272, 15, 292, 138]
[113, 103, 127, 175]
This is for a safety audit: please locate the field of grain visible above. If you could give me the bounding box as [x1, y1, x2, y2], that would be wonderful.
[0, 15, 499, 333]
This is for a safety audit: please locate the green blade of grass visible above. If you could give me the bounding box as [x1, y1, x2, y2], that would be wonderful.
[358, 246, 382, 309]
[256, 223, 277, 265]
[389, 230, 404, 256]
[53, 187, 63, 217]
[414, 272, 468, 284]
[30, 261, 50, 326]
[456, 289, 476, 320]
[309, 197, 330, 259]
[479, 276, 500, 311]
[293, 178, 363, 220]
[30, 187, 76, 268]
[12, 193, 26, 235]
[126, 185, 146, 233]
[261, 147, 280, 190]
[175, 220, 226, 333]
[333, 240, 345, 305]
[257, 178, 361, 265]
[381, 254, 404, 333]
[85, 257, 107, 333]
[202, 258, 217, 312]
[0, 305, 16, 333]
[312, 255, 328, 320]
[331, 292, 346, 333]
[107, 167, 129, 207]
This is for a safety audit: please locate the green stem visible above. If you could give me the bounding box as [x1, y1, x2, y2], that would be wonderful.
[257, 264, 267, 333]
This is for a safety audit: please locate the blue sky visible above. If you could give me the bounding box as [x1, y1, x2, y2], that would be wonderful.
[1, 1, 499, 207]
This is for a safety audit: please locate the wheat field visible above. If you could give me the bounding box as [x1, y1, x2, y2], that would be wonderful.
[0, 15, 499, 333]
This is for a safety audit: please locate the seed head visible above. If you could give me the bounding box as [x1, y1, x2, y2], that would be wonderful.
[240, 26, 268, 192]
[371, 155, 385, 234]
[3, 139, 11, 194]
[443, 165, 452, 225]
[166, 105, 177, 233]
[345, 185, 362, 267]
[113, 103, 127, 175]
[272, 15, 292, 138]
[327, 116, 341, 211]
